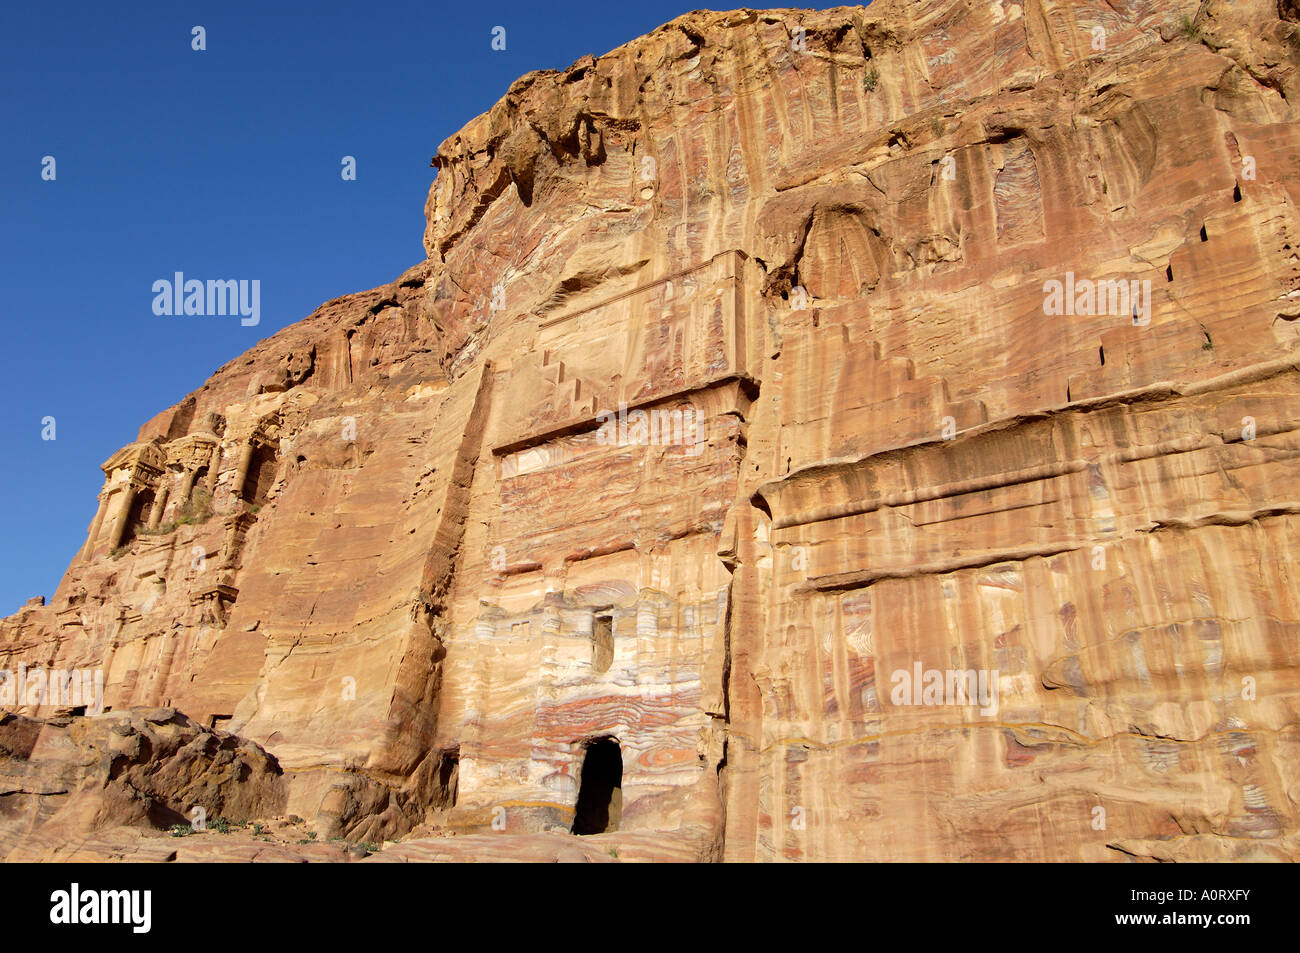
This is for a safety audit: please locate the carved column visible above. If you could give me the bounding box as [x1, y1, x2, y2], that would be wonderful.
[147, 484, 170, 529]
[178, 467, 198, 505]
[79, 491, 110, 561]
[204, 444, 222, 492]
[233, 442, 256, 501]
[105, 485, 137, 550]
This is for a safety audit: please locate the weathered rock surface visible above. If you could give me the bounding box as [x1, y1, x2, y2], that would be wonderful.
[5, 0, 1300, 860]
[0, 709, 286, 860]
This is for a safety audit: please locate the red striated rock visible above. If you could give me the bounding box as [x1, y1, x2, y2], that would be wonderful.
[5, 0, 1300, 861]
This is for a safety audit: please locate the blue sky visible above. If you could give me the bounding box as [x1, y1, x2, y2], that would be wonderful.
[1, 0, 841, 613]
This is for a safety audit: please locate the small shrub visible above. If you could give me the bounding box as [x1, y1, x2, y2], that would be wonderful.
[168, 824, 195, 838]
[1179, 14, 1199, 39]
[176, 487, 213, 526]
[863, 67, 879, 92]
[212, 816, 232, 834]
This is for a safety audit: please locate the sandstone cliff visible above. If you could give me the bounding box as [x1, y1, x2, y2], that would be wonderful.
[5, 0, 1300, 861]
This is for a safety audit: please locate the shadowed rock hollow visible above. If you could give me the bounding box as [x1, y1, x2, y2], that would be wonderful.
[5, 0, 1300, 861]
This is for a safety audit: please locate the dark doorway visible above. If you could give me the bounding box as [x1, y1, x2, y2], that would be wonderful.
[241, 444, 278, 505]
[122, 489, 155, 544]
[572, 737, 622, 835]
[434, 746, 459, 810]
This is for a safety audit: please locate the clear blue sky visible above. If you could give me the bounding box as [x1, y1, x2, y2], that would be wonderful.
[2, 0, 831, 614]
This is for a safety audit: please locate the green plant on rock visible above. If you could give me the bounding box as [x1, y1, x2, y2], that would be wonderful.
[176, 486, 213, 526]
[863, 67, 879, 92]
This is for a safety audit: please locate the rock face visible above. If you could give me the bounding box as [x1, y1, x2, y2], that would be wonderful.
[0, 709, 286, 860]
[5, 0, 1300, 861]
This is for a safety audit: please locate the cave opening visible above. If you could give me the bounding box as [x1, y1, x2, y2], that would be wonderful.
[241, 443, 278, 506]
[121, 488, 155, 545]
[571, 736, 622, 835]
[435, 746, 459, 810]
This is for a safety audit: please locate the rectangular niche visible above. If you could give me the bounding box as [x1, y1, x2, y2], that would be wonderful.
[592, 612, 614, 674]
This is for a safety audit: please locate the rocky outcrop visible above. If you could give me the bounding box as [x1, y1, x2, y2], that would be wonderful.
[4, 0, 1300, 860]
[0, 709, 286, 860]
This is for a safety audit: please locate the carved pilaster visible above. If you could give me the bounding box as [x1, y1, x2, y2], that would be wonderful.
[232, 442, 256, 501]
[105, 485, 136, 550]
[204, 443, 222, 491]
[147, 484, 170, 529]
[178, 467, 198, 505]
[79, 491, 110, 561]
